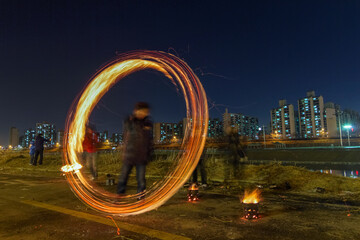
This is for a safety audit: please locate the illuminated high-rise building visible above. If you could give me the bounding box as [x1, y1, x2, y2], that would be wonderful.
[56, 130, 64, 145]
[223, 109, 259, 139]
[208, 118, 223, 139]
[23, 129, 36, 147]
[36, 122, 56, 145]
[270, 100, 296, 139]
[154, 117, 223, 143]
[111, 133, 123, 144]
[98, 130, 109, 142]
[153, 122, 182, 143]
[298, 91, 325, 138]
[19, 136, 24, 147]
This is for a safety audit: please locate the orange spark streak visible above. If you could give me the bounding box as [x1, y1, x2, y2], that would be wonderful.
[107, 216, 120, 235]
[62, 50, 208, 216]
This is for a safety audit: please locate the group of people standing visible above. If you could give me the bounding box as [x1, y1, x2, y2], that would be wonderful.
[189, 126, 247, 188]
[80, 102, 154, 197]
[29, 133, 50, 166]
[28, 102, 246, 199]
[114, 102, 246, 196]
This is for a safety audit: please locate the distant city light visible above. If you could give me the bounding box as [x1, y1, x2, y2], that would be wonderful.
[344, 125, 352, 129]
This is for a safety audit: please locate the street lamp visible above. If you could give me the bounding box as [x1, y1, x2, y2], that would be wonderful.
[338, 113, 343, 146]
[343, 125, 352, 146]
[259, 126, 266, 147]
[171, 136, 178, 143]
[320, 128, 325, 138]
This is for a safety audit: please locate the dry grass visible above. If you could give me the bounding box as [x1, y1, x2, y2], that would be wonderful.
[1, 150, 360, 197]
[241, 162, 360, 194]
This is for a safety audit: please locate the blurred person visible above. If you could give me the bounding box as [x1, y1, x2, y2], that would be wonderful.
[82, 125, 99, 180]
[224, 126, 246, 181]
[191, 149, 208, 188]
[29, 141, 36, 165]
[117, 102, 153, 197]
[33, 133, 50, 166]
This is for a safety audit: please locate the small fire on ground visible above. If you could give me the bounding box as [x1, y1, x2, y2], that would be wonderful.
[241, 189, 261, 220]
[187, 184, 199, 202]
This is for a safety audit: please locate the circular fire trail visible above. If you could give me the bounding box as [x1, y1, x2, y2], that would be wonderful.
[62, 50, 208, 215]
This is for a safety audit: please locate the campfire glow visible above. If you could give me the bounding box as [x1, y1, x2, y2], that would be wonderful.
[189, 184, 198, 191]
[242, 189, 261, 204]
[242, 189, 261, 220]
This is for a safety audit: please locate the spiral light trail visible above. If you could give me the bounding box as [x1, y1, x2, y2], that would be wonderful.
[62, 50, 208, 215]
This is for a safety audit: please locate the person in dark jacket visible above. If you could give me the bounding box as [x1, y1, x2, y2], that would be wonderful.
[33, 133, 50, 166]
[224, 126, 246, 181]
[29, 141, 36, 165]
[117, 102, 153, 196]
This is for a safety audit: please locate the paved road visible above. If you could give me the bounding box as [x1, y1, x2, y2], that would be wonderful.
[0, 173, 359, 240]
[0, 174, 182, 240]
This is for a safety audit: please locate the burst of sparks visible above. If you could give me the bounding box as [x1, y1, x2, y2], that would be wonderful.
[61, 163, 82, 173]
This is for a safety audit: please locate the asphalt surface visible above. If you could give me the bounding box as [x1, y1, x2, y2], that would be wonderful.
[0, 172, 360, 240]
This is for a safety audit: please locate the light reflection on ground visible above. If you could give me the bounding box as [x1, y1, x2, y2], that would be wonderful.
[315, 169, 359, 178]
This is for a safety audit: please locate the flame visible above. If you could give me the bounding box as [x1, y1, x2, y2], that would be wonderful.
[189, 184, 198, 190]
[61, 50, 208, 216]
[242, 189, 261, 204]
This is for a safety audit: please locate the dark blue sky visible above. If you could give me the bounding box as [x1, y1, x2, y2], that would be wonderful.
[1, 0, 360, 145]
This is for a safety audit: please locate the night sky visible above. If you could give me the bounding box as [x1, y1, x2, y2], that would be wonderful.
[1, 0, 360, 145]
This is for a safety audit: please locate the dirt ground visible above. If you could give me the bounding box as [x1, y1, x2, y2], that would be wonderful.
[0, 169, 359, 240]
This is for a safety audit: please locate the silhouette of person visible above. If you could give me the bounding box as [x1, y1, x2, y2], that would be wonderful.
[33, 133, 50, 166]
[224, 126, 246, 181]
[117, 102, 153, 197]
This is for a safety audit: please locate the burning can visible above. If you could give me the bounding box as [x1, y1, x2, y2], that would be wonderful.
[243, 203, 259, 219]
[187, 184, 199, 201]
[241, 189, 261, 220]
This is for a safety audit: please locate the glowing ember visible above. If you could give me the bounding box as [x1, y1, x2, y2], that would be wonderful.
[62, 50, 208, 216]
[243, 203, 259, 220]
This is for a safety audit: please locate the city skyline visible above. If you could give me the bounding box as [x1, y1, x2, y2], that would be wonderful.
[4, 87, 360, 146]
[1, 1, 360, 145]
